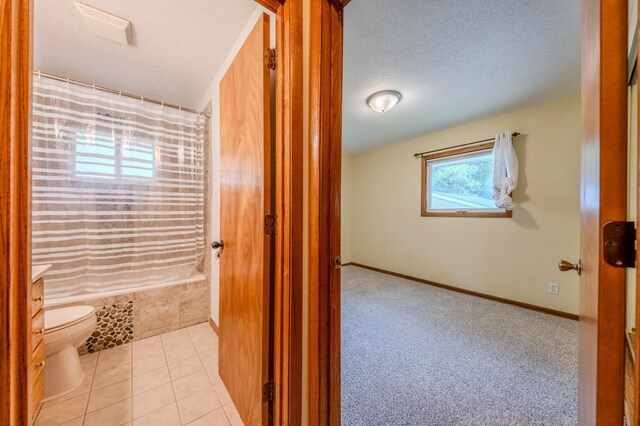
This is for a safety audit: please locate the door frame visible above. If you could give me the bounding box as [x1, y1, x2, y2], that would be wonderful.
[256, 1, 346, 424]
[307, 1, 344, 424]
[253, 1, 304, 425]
[1, 0, 34, 424]
[305, 0, 631, 425]
[0, 0, 306, 423]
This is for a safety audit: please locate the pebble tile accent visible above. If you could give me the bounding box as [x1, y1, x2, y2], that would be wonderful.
[81, 301, 134, 354]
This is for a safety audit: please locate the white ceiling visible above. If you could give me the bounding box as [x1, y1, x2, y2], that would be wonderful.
[34, 0, 257, 108]
[343, 0, 581, 152]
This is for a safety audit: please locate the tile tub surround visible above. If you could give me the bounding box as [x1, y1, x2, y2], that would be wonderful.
[47, 279, 211, 355]
[34, 322, 242, 426]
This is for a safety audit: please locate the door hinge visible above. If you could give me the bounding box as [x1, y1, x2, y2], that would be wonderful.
[264, 214, 276, 235]
[262, 380, 274, 403]
[265, 48, 277, 70]
[603, 221, 636, 268]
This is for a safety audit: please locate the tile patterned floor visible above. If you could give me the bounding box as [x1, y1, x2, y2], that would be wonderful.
[34, 322, 244, 426]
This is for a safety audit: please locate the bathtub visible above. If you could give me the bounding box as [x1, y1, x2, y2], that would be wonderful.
[43, 271, 210, 354]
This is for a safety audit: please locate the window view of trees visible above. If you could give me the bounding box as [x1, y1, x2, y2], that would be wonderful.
[430, 152, 493, 201]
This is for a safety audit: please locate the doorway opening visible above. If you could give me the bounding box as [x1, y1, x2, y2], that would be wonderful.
[326, 0, 634, 424]
[28, 2, 279, 425]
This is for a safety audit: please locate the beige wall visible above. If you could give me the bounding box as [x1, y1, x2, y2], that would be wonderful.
[341, 154, 353, 264]
[344, 95, 581, 315]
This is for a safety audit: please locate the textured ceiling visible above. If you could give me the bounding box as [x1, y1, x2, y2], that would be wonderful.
[34, 0, 257, 108]
[343, 0, 581, 152]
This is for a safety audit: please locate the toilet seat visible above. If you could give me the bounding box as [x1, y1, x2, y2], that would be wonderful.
[46, 305, 95, 333]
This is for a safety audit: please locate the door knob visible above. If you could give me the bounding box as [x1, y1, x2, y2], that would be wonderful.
[558, 259, 581, 275]
[211, 240, 224, 258]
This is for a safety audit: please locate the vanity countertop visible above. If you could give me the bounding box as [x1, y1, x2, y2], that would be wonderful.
[32, 264, 52, 282]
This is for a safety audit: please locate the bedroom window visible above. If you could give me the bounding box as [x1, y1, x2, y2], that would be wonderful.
[421, 142, 511, 217]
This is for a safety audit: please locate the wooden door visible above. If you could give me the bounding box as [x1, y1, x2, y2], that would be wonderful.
[219, 13, 272, 426]
[628, 0, 640, 422]
[624, 0, 640, 421]
[578, 0, 628, 424]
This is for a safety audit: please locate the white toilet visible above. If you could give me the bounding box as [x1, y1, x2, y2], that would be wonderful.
[43, 305, 97, 400]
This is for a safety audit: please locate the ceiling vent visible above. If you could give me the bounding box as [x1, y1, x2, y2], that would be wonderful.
[74, 2, 133, 45]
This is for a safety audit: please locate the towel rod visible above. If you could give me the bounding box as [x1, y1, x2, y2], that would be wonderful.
[413, 132, 520, 158]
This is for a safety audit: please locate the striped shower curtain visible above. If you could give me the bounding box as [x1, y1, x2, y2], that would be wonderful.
[32, 76, 205, 300]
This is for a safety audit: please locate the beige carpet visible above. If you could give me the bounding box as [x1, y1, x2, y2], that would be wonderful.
[341, 266, 578, 426]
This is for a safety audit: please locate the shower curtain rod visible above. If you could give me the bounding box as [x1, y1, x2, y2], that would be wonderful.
[33, 70, 211, 119]
[413, 132, 521, 158]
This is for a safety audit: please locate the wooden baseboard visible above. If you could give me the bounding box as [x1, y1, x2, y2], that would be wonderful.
[209, 317, 219, 335]
[345, 263, 579, 321]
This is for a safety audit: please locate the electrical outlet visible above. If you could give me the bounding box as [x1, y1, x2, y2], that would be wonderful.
[548, 282, 560, 295]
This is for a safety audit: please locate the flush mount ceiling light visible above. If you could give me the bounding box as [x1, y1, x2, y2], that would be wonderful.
[366, 90, 402, 113]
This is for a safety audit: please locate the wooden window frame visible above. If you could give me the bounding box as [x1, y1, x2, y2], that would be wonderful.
[420, 142, 512, 218]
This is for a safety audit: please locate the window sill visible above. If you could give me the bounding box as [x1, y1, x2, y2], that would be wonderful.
[421, 210, 513, 218]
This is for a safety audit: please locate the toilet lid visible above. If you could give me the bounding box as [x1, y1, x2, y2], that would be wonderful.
[46, 305, 95, 331]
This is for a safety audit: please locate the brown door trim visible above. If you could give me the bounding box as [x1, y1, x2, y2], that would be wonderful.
[255, 0, 284, 12]
[332, 0, 350, 8]
[257, 1, 341, 424]
[273, 0, 304, 424]
[308, 0, 344, 424]
[253, 1, 304, 425]
[1, 0, 33, 424]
